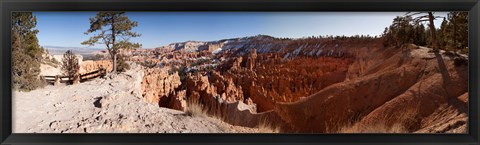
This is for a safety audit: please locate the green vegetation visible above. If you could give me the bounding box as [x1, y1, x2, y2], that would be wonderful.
[383, 12, 468, 54]
[140, 60, 157, 68]
[83, 54, 105, 61]
[442, 12, 468, 54]
[82, 12, 141, 73]
[170, 65, 188, 84]
[382, 16, 416, 47]
[12, 12, 46, 91]
[116, 54, 131, 72]
[190, 58, 210, 67]
[61, 50, 80, 81]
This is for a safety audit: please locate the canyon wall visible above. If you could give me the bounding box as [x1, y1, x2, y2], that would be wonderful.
[136, 37, 468, 133]
[141, 68, 184, 110]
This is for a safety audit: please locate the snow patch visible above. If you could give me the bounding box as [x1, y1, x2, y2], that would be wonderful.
[284, 53, 291, 59]
[316, 50, 322, 56]
[212, 48, 223, 54]
[293, 47, 302, 56]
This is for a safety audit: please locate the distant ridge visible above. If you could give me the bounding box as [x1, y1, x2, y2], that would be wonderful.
[43, 45, 104, 55]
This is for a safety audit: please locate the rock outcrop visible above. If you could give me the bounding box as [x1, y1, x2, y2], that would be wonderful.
[80, 60, 112, 73]
[141, 68, 182, 106]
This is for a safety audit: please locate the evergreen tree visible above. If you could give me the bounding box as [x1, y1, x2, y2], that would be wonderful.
[413, 24, 427, 46]
[393, 16, 414, 45]
[12, 12, 45, 91]
[61, 50, 80, 83]
[382, 16, 415, 47]
[82, 12, 141, 73]
[12, 12, 44, 61]
[447, 12, 468, 54]
[406, 12, 443, 51]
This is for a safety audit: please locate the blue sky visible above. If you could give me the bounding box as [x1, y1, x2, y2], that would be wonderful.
[33, 12, 448, 49]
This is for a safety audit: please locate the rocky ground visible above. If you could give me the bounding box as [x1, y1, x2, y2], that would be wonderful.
[13, 63, 258, 133]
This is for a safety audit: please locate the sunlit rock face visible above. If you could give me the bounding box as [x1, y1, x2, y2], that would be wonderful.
[130, 35, 467, 133]
[141, 68, 181, 105]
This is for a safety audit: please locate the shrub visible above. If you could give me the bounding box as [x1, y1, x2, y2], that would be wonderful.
[184, 99, 206, 117]
[83, 54, 105, 61]
[61, 50, 80, 83]
[190, 58, 210, 67]
[116, 54, 131, 72]
[140, 59, 157, 68]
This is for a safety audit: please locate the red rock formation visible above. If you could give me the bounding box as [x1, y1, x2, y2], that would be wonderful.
[141, 68, 181, 105]
[80, 60, 112, 73]
[272, 46, 468, 133]
[134, 37, 467, 133]
[246, 48, 257, 70]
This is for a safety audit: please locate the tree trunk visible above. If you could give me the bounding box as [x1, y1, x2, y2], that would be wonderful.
[112, 53, 117, 73]
[453, 18, 457, 54]
[428, 12, 439, 51]
[111, 14, 117, 73]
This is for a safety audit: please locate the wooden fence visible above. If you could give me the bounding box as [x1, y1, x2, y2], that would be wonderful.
[42, 68, 107, 85]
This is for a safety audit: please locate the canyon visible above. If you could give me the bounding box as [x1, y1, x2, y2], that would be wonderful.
[15, 35, 468, 133]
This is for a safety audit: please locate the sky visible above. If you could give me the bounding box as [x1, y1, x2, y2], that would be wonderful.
[33, 12, 448, 49]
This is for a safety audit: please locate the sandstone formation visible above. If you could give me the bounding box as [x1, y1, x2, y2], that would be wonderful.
[141, 68, 182, 107]
[80, 60, 113, 73]
[149, 37, 468, 133]
[30, 35, 468, 133]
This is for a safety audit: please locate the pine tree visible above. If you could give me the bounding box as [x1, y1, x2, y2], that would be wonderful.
[12, 12, 45, 91]
[61, 50, 80, 83]
[382, 16, 415, 47]
[406, 12, 443, 51]
[439, 18, 452, 51]
[81, 12, 141, 73]
[447, 12, 468, 54]
[413, 24, 427, 46]
[12, 12, 44, 61]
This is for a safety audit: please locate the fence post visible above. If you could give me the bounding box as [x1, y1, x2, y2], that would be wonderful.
[54, 75, 61, 86]
[72, 73, 80, 84]
[100, 67, 106, 77]
[40, 76, 46, 85]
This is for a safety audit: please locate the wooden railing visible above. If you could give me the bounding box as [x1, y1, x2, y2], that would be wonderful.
[42, 68, 107, 85]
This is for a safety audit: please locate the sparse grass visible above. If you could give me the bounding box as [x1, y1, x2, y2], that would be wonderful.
[183, 99, 281, 133]
[330, 106, 419, 134]
[337, 122, 407, 133]
[256, 118, 281, 133]
[184, 99, 207, 117]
